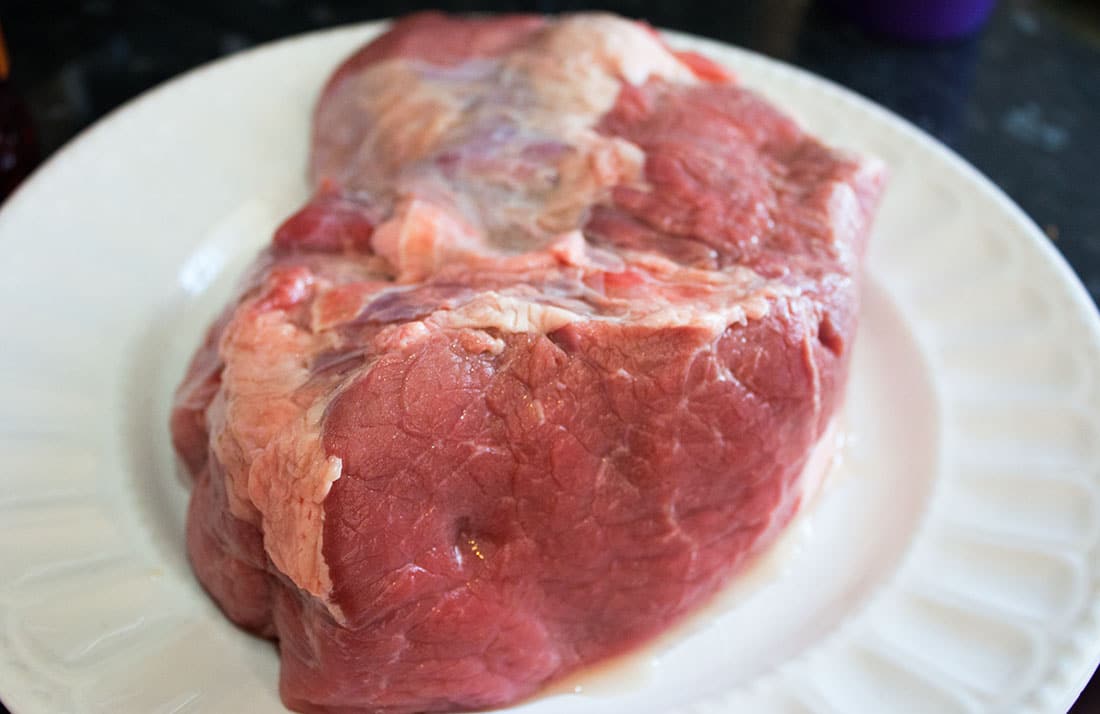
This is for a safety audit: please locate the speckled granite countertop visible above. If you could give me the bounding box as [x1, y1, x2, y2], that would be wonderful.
[1, 0, 1098, 711]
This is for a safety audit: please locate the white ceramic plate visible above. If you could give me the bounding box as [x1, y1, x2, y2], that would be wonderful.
[1, 22, 1099, 714]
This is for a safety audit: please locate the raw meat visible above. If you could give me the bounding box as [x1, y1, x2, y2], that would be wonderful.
[171, 12, 884, 714]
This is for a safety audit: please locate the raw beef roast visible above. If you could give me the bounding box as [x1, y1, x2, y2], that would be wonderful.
[171, 12, 884, 714]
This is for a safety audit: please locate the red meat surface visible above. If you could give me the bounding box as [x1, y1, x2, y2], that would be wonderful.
[171, 12, 884, 714]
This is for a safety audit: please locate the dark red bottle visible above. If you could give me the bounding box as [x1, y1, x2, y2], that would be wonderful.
[0, 24, 39, 202]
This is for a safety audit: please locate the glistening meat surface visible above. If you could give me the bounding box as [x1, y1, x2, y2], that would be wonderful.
[171, 12, 884, 714]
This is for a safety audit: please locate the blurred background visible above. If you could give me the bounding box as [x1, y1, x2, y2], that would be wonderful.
[0, 0, 1098, 712]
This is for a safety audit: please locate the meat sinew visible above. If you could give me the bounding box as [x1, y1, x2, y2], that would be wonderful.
[171, 12, 884, 714]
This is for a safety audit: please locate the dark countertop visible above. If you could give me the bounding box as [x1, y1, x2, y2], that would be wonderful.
[1, 0, 1098, 712]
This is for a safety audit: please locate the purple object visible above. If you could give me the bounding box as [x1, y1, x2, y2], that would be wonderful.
[824, 0, 998, 42]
